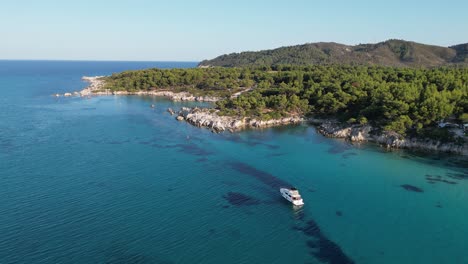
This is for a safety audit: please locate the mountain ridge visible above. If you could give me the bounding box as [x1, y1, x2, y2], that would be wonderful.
[199, 39, 468, 68]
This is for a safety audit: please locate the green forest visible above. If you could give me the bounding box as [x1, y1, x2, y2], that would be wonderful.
[198, 40, 468, 68]
[103, 65, 468, 137]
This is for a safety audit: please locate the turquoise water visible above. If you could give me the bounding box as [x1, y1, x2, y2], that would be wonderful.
[0, 61, 467, 264]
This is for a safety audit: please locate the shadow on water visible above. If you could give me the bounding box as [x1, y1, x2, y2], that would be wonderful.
[269, 124, 310, 136]
[381, 147, 468, 173]
[400, 184, 424, 193]
[265, 152, 287, 157]
[328, 143, 352, 154]
[227, 161, 291, 190]
[220, 133, 280, 150]
[293, 206, 306, 221]
[172, 143, 213, 156]
[139, 141, 213, 157]
[104, 241, 173, 264]
[425, 175, 458, 185]
[310, 126, 467, 173]
[80, 107, 96, 111]
[226, 160, 355, 264]
[223, 192, 261, 207]
[342, 152, 358, 159]
[88, 139, 131, 145]
[293, 220, 355, 264]
[446, 171, 468, 180]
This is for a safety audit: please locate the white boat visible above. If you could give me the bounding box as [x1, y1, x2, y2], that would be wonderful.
[280, 187, 304, 206]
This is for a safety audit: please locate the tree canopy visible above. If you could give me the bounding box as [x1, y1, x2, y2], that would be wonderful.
[103, 65, 468, 136]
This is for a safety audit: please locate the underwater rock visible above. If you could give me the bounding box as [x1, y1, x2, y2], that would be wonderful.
[342, 152, 358, 159]
[223, 192, 260, 206]
[298, 220, 355, 264]
[400, 184, 424, 193]
[425, 175, 457, 185]
[227, 161, 291, 189]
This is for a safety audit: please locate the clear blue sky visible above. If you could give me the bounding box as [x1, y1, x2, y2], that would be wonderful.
[1, 0, 467, 61]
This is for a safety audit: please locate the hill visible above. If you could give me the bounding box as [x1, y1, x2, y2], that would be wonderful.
[199, 40, 468, 68]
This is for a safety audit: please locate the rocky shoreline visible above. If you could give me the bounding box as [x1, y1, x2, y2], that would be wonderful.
[59, 76, 467, 155]
[172, 107, 304, 132]
[171, 109, 467, 155]
[55, 76, 221, 102]
[315, 121, 468, 155]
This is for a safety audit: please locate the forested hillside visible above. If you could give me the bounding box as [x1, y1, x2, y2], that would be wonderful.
[199, 40, 468, 68]
[103, 65, 468, 137]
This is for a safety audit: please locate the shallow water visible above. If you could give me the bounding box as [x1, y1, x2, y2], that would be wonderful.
[0, 61, 467, 264]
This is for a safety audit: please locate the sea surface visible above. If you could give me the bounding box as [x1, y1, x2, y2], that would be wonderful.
[0, 60, 467, 264]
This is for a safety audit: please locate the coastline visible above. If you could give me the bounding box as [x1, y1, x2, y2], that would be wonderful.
[171, 108, 467, 155]
[55, 76, 221, 102]
[60, 76, 467, 156]
[174, 107, 304, 132]
[315, 121, 468, 156]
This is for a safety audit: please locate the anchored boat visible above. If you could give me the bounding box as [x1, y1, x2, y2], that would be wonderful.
[280, 187, 304, 206]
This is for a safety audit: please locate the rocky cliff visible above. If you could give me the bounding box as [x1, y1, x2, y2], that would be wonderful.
[175, 107, 304, 132]
[317, 121, 468, 155]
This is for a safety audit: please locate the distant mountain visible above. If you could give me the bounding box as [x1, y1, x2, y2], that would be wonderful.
[199, 40, 468, 68]
[450, 43, 468, 63]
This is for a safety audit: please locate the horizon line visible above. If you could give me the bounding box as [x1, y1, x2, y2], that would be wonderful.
[1, 39, 466, 63]
[0, 59, 200, 63]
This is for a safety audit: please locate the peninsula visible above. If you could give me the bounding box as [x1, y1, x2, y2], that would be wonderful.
[63, 40, 468, 155]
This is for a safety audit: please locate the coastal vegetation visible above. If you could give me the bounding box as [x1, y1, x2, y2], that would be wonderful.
[102, 65, 468, 138]
[103, 67, 253, 98]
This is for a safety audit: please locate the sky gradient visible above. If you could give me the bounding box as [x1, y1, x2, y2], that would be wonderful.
[1, 0, 467, 61]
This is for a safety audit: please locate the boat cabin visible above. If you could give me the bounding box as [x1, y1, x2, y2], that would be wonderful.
[290, 190, 300, 196]
[288, 188, 302, 199]
[280, 187, 304, 205]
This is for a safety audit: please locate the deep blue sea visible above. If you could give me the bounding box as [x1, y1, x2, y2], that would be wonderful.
[0, 60, 467, 264]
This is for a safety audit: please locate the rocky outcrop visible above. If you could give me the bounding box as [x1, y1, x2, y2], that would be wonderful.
[318, 123, 372, 142]
[317, 121, 468, 155]
[177, 107, 303, 132]
[79, 76, 106, 96]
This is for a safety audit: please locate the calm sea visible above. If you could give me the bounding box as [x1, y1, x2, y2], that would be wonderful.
[0, 60, 467, 264]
